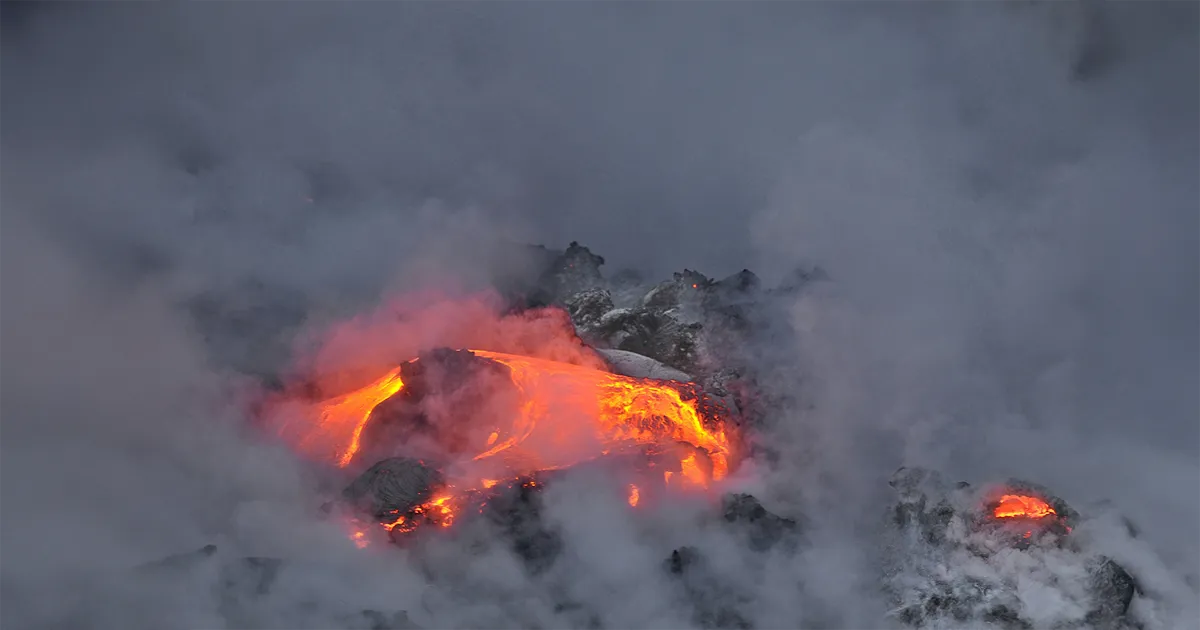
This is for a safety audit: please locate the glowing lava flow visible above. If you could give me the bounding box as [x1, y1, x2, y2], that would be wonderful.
[993, 494, 1057, 520]
[470, 350, 731, 481]
[298, 349, 734, 540]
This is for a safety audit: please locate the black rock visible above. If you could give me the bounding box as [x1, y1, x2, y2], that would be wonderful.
[583, 307, 654, 348]
[664, 546, 702, 576]
[713, 269, 761, 296]
[564, 288, 615, 332]
[358, 349, 522, 462]
[538, 241, 607, 303]
[1086, 557, 1138, 626]
[883, 466, 1148, 629]
[721, 493, 800, 552]
[889, 470, 957, 546]
[642, 269, 711, 310]
[342, 457, 444, 520]
[661, 546, 754, 629]
[481, 479, 561, 575]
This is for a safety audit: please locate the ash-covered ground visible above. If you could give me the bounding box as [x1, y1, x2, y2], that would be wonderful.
[2, 3, 1197, 630]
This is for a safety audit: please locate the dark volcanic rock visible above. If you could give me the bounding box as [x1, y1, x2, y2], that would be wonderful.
[662, 546, 753, 629]
[537, 241, 608, 303]
[358, 349, 522, 462]
[480, 479, 562, 575]
[571, 304, 704, 376]
[665, 546, 703, 576]
[721, 493, 801, 552]
[564, 287, 615, 332]
[1087, 557, 1138, 627]
[535, 243, 777, 389]
[889, 466, 960, 546]
[342, 457, 444, 520]
[641, 270, 711, 319]
[883, 466, 1142, 629]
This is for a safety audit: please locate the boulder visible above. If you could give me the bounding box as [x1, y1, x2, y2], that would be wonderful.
[342, 457, 444, 520]
[595, 348, 692, 382]
[882, 466, 1140, 629]
[661, 545, 753, 629]
[721, 493, 801, 553]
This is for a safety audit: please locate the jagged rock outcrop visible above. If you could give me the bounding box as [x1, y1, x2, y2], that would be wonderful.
[655, 493, 806, 629]
[882, 466, 1139, 629]
[535, 241, 608, 305]
[486, 479, 562, 575]
[342, 457, 444, 520]
[721, 493, 802, 553]
[662, 546, 753, 629]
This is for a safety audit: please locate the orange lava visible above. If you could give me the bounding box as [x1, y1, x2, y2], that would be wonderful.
[993, 494, 1057, 519]
[293, 348, 734, 539]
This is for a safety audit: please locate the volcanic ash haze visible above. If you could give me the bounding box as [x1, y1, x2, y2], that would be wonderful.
[1, 3, 1197, 630]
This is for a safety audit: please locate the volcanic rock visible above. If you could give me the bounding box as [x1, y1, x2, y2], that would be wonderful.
[1087, 557, 1138, 627]
[568, 300, 705, 376]
[358, 349, 522, 462]
[882, 466, 1140, 629]
[342, 457, 444, 520]
[563, 287, 615, 332]
[533, 243, 781, 387]
[643, 269, 710, 311]
[129, 547, 299, 628]
[721, 493, 801, 552]
[664, 546, 703, 576]
[661, 546, 753, 629]
[479, 478, 562, 575]
[536, 241, 608, 304]
[595, 347, 692, 382]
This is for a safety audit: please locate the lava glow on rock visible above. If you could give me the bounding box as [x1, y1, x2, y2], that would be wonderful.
[992, 494, 1057, 520]
[288, 348, 735, 542]
[989, 492, 1072, 540]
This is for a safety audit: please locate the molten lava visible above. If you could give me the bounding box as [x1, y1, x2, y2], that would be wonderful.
[988, 492, 1072, 540]
[993, 494, 1057, 520]
[290, 348, 735, 540]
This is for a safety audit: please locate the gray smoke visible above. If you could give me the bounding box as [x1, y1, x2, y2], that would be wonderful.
[2, 3, 1196, 629]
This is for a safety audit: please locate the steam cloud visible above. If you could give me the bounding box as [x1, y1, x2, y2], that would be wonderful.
[2, 3, 1196, 629]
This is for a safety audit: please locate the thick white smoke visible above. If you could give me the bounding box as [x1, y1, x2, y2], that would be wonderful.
[2, 3, 1196, 629]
